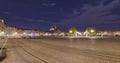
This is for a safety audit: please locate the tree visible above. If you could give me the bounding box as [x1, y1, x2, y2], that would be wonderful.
[69, 27, 77, 36]
[85, 27, 97, 36]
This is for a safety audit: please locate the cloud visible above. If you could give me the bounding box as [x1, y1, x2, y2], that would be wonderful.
[41, 0, 56, 7]
[0, 11, 10, 15]
[12, 16, 53, 24]
[9, 16, 53, 31]
[42, 2, 56, 7]
[57, 0, 120, 29]
[73, 10, 81, 15]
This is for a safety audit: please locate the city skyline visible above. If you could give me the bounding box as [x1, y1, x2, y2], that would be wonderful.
[0, 0, 120, 31]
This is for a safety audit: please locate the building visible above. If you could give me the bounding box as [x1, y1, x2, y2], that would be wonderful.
[0, 19, 5, 37]
[0, 19, 5, 31]
[48, 26, 61, 33]
[5, 25, 17, 35]
[113, 31, 120, 36]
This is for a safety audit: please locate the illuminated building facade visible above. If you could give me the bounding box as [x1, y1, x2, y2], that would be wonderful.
[0, 19, 5, 36]
[0, 19, 5, 31]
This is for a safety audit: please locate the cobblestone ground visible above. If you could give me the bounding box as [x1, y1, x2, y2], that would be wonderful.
[2, 38, 120, 63]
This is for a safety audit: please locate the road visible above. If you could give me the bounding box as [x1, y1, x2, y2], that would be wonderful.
[2, 38, 120, 63]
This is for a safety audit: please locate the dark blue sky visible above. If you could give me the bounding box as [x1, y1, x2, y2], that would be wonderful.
[0, 0, 120, 31]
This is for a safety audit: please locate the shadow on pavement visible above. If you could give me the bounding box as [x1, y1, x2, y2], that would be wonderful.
[0, 48, 7, 62]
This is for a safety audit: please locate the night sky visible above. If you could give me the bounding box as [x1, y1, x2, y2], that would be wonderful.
[0, 0, 120, 31]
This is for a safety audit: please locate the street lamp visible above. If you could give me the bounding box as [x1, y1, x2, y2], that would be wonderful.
[91, 29, 95, 33]
[69, 30, 72, 33]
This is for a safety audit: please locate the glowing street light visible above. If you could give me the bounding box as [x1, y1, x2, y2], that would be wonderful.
[91, 29, 95, 33]
[0, 31, 4, 35]
[23, 32, 26, 35]
[12, 32, 18, 36]
[69, 30, 72, 33]
[14, 32, 18, 35]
